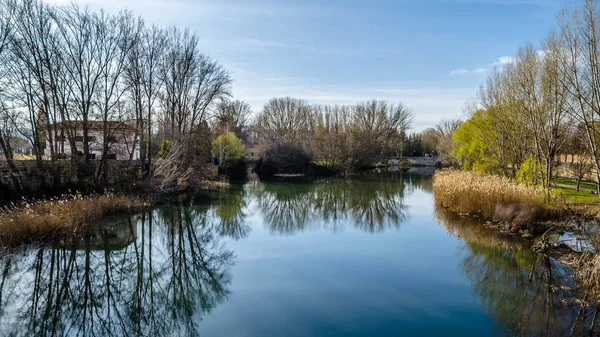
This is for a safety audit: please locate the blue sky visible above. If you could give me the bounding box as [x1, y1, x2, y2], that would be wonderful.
[47, 0, 566, 131]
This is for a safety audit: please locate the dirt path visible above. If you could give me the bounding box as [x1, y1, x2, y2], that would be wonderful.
[553, 182, 597, 193]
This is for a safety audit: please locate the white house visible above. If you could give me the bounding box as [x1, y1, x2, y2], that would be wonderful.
[45, 121, 140, 160]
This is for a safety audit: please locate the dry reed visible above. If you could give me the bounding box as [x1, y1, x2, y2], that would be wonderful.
[432, 170, 557, 221]
[201, 179, 231, 189]
[571, 253, 600, 301]
[0, 193, 150, 247]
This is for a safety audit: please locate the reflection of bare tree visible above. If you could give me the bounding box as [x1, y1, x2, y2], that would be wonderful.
[0, 207, 234, 337]
[436, 208, 598, 337]
[253, 183, 315, 235]
[251, 172, 421, 235]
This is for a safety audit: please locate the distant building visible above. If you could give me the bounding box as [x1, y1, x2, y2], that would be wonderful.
[0, 137, 35, 160]
[558, 154, 590, 164]
[245, 144, 269, 159]
[45, 121, 140, 160]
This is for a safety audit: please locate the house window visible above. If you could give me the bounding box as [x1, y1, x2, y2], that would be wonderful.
[87, 153, 96, 160]
[75, 136, 83, 142]
[88, 136, 96, 142]
[107, 136, 117, 143]
[107, 153, 117, 160]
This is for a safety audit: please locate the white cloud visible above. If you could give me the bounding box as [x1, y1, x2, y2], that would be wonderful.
[450, 55, 520, 76]
[449, 69, 469, 76]
[536, 50, 547, 59]
[448, 67, 488, 76]
[493, 56, 516, 66]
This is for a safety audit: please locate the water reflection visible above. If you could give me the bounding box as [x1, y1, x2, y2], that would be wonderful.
[208, 186, 251, 240]
[249, 170, 430, 235]
[436, 209, 598, 337]
[2, 170, 593, 337]
[0, 206, 235, 337]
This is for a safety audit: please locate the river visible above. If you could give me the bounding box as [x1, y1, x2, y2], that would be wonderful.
[0, 169, 595, 337]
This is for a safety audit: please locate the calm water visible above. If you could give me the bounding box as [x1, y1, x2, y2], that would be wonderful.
[0, 169, 596, 337]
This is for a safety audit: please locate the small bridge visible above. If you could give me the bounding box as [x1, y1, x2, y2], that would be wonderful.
[387, 156, 440, 167]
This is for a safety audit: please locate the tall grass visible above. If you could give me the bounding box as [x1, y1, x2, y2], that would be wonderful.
[0, 193, 150, 247]
[432, 170, 558, 221]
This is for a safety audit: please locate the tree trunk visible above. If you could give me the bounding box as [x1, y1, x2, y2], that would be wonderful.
[0, 135, 23, 195]
[82, 116, 90, 162]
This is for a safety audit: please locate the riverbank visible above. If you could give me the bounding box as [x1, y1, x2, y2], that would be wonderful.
[0, 179, 231, 247]
[433, 170, 598, 222]
[0, 193, 150, 247]
[433, 169, 600, 302]
[432, 170, 563, 229]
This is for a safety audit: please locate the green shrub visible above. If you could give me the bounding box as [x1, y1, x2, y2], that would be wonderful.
[517, 157, 544, 186]
[211, 132, 245, 165]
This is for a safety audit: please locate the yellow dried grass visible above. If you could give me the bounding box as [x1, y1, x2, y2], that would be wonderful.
[0, 193, 149, 247]
[432, 170, 557, 220]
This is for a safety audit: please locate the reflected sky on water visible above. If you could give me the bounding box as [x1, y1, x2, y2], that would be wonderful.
[0, 168, 595, 337]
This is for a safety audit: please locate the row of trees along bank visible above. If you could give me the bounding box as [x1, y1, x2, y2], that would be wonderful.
[0, 0, 237, 194]
[251, 97, 414, 177]
[0, 0, 417, 194]
[453, 0, 600, 198]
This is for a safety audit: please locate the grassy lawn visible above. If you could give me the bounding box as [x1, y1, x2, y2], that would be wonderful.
[553, 177, 598, 191]
[553, 186, 599, 205]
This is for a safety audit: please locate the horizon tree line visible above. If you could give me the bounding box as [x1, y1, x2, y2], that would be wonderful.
[0, 0, 235, 190]
[252, 97, 415, 173]
[0, 0, 419, 190]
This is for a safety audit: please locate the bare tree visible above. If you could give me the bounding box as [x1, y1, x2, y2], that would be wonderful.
[126, 24, 166, 170]
[214, 99, 252, 141]
[0, 0, 24, 193]
[0, 0, 238, 194]
[433, 118, 462, 166]
[92, 9, 140, 182]
[539, 33, 572, 192]
[254, 97, 314, 149]
[54, 4, 108, 162]
[152, 138, 194, 192]
[558, 0, 600, 194]
[313, 104, 352, 170]
[510, 41, 571, 193]
[159, 27, 231, 141]
[352, 100, 413, 166]
[8, 0, 67, 164]
[0, 103, 23, 193]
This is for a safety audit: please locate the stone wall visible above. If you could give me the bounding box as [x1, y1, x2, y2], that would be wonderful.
[0, 160, 145, 200]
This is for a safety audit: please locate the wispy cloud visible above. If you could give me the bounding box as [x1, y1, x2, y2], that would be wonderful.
[492, 56, 516, 66]
[450, 55, 519, 76]
[449, 67, 488, 76]
[449, 69, 469, 76]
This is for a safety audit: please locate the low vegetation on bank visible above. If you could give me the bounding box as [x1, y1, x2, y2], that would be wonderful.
[0, 193, 150, 247]
[432, 170, 560, 224]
